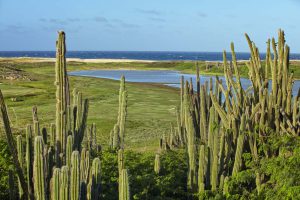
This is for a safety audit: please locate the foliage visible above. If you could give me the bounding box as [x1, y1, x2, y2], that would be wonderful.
[98, 149, 188, 200]
[0, 138, 14, 199]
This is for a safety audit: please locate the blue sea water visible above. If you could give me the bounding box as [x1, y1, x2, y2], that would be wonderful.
[1, 51, 300, 61]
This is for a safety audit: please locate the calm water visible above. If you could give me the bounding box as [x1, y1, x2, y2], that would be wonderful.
[69, 70, 300, 97]
[1, 51, 300, 61]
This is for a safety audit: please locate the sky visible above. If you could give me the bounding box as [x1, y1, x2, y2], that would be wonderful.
[0, 0, 300, 52]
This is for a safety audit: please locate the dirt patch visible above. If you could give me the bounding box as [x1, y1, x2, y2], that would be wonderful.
[0, 65, 33, 81]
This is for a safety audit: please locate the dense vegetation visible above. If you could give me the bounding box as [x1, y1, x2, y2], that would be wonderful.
[0, 29, 299, 200]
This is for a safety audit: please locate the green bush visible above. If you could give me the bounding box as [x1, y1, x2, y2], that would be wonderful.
[0, 138, 14, 199]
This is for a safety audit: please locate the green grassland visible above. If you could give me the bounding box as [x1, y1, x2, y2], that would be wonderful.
[0, 59, 181, 152]
[1, 58, 300, 152]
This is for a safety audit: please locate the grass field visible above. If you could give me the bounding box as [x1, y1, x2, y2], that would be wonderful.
[1, 58, 300, 151]
[0, 59, 183, 152]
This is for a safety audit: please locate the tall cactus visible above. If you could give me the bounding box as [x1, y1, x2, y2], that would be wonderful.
[55, 31, 69, 155]
[88, 158, 101, 200]
[16, 135, 24, 198]
[70, 151, 80, 200]
[119, 90, 127, 149]
[26, 124, 34, 199]
[80, 148, 90, 183]
[51, 168, 60, 200]
[33, 136, 46, 200]
[154, 154, 161, 175]
[113, 124, 120, 149]
[66, 135, 74, 168]
[60, 166, 69, 200]
[232, 116, 245, 176]
[198, 145, 205, 193]
[185, 82, 197, 192]
[211, 131, 219, 191]
[119, 169, 130, 200]
[118, 149, 125, 175]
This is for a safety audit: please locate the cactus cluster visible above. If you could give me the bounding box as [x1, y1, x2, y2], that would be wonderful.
[0, 31, 101, 200]
[1, 29, 299, 199]
[159, 122, 182, 151]
[0, 31, 133, 200]
[175, 29, 299, 196]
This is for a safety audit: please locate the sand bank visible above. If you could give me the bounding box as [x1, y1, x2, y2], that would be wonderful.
[0, 57, 156, 63]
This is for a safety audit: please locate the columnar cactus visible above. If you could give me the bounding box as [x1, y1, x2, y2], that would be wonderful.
[70, 151, 80, 200]
[55, 31, 68, 155]
[26, 124, 34, 199]
[198, 145, 205, 193]
[66, 135, 74, 168]
[118, 76, 126, 125]
[119, 90, 127, 149]
[51, 168, 60, 200]
[113, 124, 120, 149]
[119, 169, 130, 200]
[154, 154, 161, 175]
[88, 158, 101, 199]
[211, 131, 219, 191]
[33, 136, 46, 200]
[118, 149, 125, 175]
[50, 123, 56, 147]
[184, 82, 197, 192]
[74, 98, 89, 151]
[80, 148, 90, 183]
[60, 166, 69, 200]
[232, 118, 245, 176]
[16, 135, 24, 198]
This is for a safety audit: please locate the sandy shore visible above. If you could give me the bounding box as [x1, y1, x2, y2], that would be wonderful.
[1, 57, 300, 63]
[0, 57, 156, 63]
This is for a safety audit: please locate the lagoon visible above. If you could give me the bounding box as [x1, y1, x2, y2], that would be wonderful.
[69, 70, 300, 97]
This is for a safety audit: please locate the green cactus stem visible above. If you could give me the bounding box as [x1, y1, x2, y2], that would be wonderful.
[33, 136, 46, 200]
[70, 151, 80, 200]
[154, 154, 161, 175]
[119, 169, 130, 200]
[51, 168, 60, 200]
[55, 31, 68, 155]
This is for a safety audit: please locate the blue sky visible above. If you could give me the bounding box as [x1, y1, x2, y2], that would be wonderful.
[0, 0, 299, 52]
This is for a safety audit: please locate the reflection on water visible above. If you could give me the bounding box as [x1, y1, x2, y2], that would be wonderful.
[69, 70, 300, 97]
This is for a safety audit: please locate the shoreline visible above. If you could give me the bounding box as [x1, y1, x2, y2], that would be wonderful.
[2, 57, 300, 63]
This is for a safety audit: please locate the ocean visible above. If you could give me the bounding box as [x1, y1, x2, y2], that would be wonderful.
[1, 51, 300, 61]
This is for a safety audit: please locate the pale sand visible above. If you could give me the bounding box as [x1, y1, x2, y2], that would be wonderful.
[1, 57, 300, 63]
[0, 57, 156, 63]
